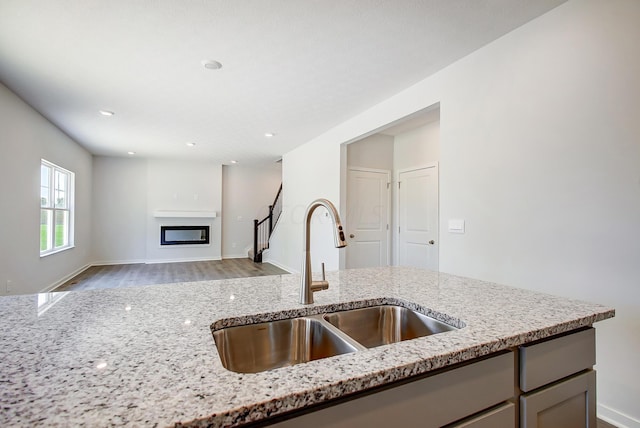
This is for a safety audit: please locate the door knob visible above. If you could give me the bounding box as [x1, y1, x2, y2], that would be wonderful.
[428, 240, 435, 245]
[350, 234, 355, 238]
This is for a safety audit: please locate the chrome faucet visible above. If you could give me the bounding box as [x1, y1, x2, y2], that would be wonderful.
[300, 199, 347, 304]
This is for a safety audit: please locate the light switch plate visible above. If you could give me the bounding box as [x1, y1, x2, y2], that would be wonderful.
[448, 219, 465, 234]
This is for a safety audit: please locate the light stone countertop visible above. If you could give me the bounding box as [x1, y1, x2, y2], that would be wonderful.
[0, 267, 614, 427]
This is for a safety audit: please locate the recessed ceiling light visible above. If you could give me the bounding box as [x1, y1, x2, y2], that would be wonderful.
[202, 60, 222, 70]
[230, 160, 238, 164]
[99, 110, 114, 116]
[264, 132, 275, 138]
[127, 151, 136, 155]
[186, 142, 196, 147]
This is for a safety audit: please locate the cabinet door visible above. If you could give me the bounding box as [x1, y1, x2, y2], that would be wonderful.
[447, 402, 515, 428]
[520, 370, 595, 428]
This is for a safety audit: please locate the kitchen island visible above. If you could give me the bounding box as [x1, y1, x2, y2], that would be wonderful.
[0, 267, 614, 427]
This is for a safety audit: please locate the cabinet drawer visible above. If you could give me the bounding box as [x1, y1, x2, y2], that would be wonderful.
[447, 402, 515, 428]
[271, 352, 514, 428]
[519, 328, 595, 392]
[520, 370, 596, 428]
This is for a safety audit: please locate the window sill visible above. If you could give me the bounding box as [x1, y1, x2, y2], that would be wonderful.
[40, 245, 75, 258]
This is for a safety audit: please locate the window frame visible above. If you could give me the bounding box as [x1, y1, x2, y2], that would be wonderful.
[40, 159, 75, 257]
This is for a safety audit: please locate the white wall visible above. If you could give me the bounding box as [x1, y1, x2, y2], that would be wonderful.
[92, 156, 147, 264]
[0, 83, 93, 294]
[393, 120, 440, 171]
[269, 0, 640, 424]
[268, 139, 343, 274]
[347, 134, 394, 170]
[146, 159, 222, 262]
[221, 163, 282, 258]
[91, 157, 223, 264]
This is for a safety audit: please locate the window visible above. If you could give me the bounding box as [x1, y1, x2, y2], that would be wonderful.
[40, 160, 74, 256]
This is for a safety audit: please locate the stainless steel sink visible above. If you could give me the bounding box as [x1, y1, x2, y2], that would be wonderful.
[323, 305, 457, 348]
[213, 304, 458, 373]
[213, 317, 360, 373]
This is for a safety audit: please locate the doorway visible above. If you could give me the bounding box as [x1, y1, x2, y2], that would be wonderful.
[340, 103, 440, 271]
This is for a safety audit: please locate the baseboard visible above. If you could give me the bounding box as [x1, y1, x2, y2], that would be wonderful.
[262, 256, 296, 274]
[145, 256, 222, 264]
[599, 403, 640, 428]
[222, 253, 250, 259]
[43, 263, 92, 292]
[92, 259, 148, 266]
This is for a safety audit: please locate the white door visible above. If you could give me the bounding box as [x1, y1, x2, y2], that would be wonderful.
[346, 168, 390, 268]
[398, 165, 438, 270]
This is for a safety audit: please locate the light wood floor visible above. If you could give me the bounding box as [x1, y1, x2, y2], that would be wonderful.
[55, 258, 289, 292]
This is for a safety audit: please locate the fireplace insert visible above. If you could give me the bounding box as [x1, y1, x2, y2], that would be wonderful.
[160, 226, 210, 246]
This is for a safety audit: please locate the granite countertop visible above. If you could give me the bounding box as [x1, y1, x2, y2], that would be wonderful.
[0, 267, 614, 427]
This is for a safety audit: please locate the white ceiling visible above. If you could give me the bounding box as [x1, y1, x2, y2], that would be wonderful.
[0, 0, 566, 165]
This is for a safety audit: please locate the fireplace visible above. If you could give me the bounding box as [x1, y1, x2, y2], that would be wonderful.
[160, 225, 210, 246]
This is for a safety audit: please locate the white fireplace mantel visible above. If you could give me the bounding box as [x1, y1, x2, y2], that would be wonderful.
[153, 210, 217, 218]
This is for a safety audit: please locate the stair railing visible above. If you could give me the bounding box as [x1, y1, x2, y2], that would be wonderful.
[253, 184, 282, 262]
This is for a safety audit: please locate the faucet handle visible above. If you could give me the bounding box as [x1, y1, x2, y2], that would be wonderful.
[321, 262, 325, 281]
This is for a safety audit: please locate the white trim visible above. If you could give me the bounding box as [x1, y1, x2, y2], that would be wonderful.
[222, 253, 251, 259]
[91, 259, 148, 266]
[396, 161, 439, 175]
[339, 143, 348, 270]
[348, 165, 391, 174]
[39, 245, 75, 258]
[42, 263, 91, 292]
[153, 210, 217, 218]
[40, 158, 75, 256]
[599, 403, 640, 428]
[145, 256, 222, 264]
[262, 255, 295, 274]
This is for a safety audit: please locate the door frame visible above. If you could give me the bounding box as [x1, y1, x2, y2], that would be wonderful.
[346, 166, 392, 268]
[395, 162, 439, 268]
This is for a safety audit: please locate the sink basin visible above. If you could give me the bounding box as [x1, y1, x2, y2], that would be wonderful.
[323, 305, 457, 348]
[212, 303, 459, 373]
[213, 317, 358, 373]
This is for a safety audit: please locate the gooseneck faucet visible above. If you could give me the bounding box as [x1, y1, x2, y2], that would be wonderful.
[300, 199, 347, 304]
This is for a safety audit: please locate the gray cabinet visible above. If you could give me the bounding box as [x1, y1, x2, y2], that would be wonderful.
[271, 352, 515, 428]
[270, 328, 598, 428]
[519, 328, 596, 428]
[520, 371, 595, 428]
[447, 402, 515, 428]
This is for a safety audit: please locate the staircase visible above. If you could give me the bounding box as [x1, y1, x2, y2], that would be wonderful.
[251, 184, 282, 263]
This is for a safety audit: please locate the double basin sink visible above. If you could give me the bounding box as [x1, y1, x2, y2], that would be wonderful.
[212, 304, 458, 373]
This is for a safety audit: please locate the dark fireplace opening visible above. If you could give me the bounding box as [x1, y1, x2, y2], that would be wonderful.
[161, 226, 210, 246]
